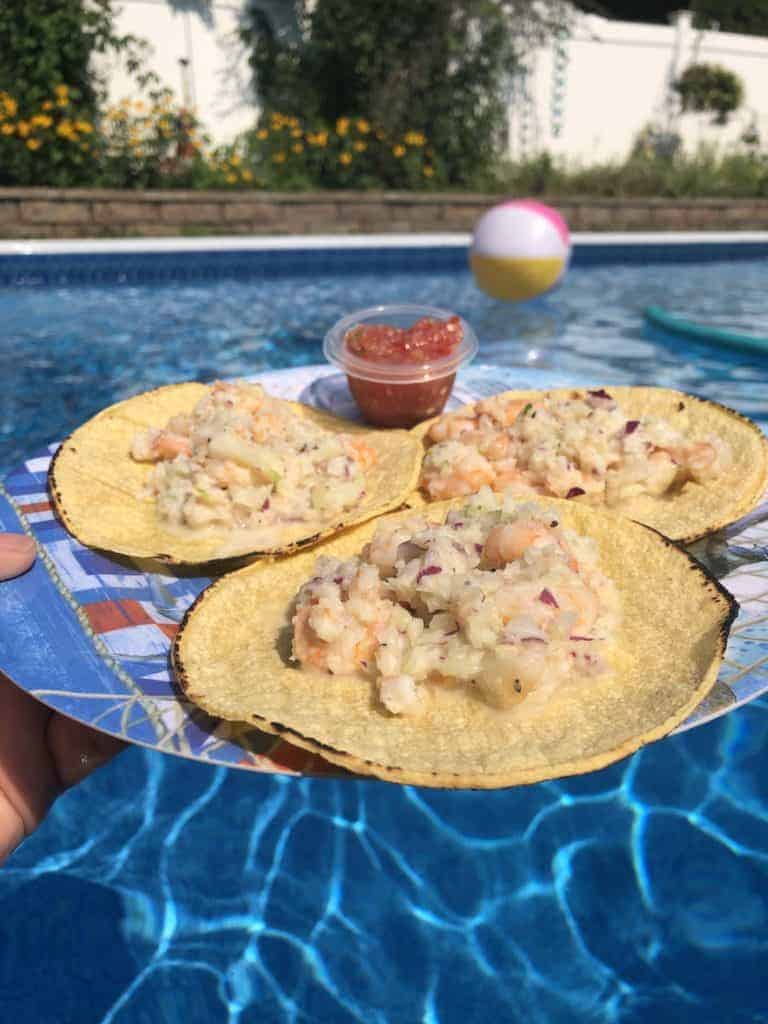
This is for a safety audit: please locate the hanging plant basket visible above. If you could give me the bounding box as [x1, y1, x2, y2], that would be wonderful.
[673, 63, 744, 125]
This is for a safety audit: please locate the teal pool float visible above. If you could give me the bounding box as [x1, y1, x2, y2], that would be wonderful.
[644, 304, 768, 355]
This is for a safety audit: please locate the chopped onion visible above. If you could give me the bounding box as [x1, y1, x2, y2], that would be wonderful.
[416, 565, 442, 583]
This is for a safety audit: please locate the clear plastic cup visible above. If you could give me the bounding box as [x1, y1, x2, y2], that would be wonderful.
[323, 303, 479, 428]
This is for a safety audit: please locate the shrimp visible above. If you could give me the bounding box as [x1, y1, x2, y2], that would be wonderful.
[483, 520, 579, 571]
[427, 414, 478, 444]
[491, 458, 536, 493]
[482, 521, 557, 568]
[207, 458, 251, 487]
[347, 437, 378, 471]
[292, 596, 389, 675]
[423, 462, 495, 500]
[477, 431, 512, 462]
[131, 428, 191, 462]
[476, 396, 542, 427]
[680, 441, 730, 482]
[552, 581, 599, 636]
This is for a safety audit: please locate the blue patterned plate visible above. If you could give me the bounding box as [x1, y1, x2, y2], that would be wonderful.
[1, 365, 766, 776]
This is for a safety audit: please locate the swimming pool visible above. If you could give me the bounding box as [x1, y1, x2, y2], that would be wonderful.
[2, 236, 768, 1023]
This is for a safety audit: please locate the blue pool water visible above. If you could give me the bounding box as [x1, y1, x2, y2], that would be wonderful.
[2, 245, 768, 1023]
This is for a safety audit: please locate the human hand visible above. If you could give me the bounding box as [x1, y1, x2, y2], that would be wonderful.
[0, 671, 127, 863]
[0, 535, 126, 864]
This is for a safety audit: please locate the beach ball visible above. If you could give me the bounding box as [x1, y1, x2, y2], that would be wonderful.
[470, 200, 570, 302]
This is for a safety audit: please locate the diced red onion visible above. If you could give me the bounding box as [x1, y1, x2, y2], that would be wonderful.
[261, 498, 270, 511]
[566, 487, 585, 499]
[588, 389, 613, 400]
[570, 636, 593, 641]
[417, 565, 442, 583]
[624, 420, 640, 435]
[539, 588, 559, 608]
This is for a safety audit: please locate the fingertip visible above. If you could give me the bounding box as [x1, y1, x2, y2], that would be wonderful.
[0, 533, 36, 582]
[0, 792, 26, 865]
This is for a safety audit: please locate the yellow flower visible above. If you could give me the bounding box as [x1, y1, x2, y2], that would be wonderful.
[315, 131, 328, 147]
[42, 100, 54, 111]
[273, 151, 286, 164]
[226, 173, 237, 183]
[16, 121, 31, 138]
[2, 95, 17, 117]
[57, 96, 69, 108]
[291, 128, 302, 138]
[31, 114, 53, 128]
[54, 84, 69, 99]
[339, 152, 352, 165]
[392, 144, 406, 158]
[423, 165, 435, 177]
[356, 119, 370, 133]
[230, 153, 241, 166]
[353, 140, 367, 152]
[1, 123, 14, 135]
[404, 131, 425, 146]
[292, 142, 304, 154]
[336, 117, 350, 135]
[242, 169, 254, 182]
[26, 138, 42, 150]
[56, 120, 77, 140]
[256, 128, 268, 140]
[75, 120, 93, 134]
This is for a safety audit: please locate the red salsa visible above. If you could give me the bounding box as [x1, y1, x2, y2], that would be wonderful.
[345, 315, 463, 363]
[343, 316, 463, 428]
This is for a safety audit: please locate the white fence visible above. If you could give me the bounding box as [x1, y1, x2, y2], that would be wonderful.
[102, 3, 768, 163]
[511, 10, 768, 163]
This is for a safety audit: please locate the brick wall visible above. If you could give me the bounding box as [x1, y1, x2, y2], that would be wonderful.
[2, 188, 768, 238]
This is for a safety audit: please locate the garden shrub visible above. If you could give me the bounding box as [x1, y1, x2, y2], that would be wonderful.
[239, 0, 571, 188]
[233, 113, 443, 190]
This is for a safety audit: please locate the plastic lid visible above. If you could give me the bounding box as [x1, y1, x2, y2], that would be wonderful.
[323, 304, 479, 383]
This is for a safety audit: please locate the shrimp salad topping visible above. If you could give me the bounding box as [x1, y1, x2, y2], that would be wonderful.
[421, 390, 732, 504]
[131, 381, 377, 531]
[292, 488, 620, 716]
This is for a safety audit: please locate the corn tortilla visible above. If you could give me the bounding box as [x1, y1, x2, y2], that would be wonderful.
[48, 381, 423, 566]
[173, 498, 737, 788]
[412, 387, 768, 543]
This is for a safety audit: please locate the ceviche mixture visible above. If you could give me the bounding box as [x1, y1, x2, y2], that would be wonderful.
[131, 381, 377, 531]
[292, 489, 619, 716]
[420, 389, 733, 503]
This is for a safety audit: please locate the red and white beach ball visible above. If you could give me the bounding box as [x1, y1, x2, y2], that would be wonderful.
[470, 200, 571, 302]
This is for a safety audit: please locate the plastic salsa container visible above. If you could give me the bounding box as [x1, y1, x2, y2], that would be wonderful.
[323, 304, 478, 428]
